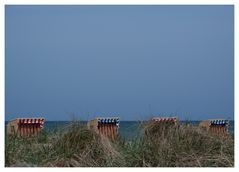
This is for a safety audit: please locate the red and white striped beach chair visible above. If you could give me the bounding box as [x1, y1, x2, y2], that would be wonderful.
[7, 117, 45, 136]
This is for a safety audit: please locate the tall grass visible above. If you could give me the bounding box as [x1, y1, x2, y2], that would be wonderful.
[120, 121, 234, 167]
[5, 121, 234, 167]
[5, 122, 124, 167]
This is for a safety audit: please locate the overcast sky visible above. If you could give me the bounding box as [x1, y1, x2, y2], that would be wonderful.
[5, 5, 234, 121]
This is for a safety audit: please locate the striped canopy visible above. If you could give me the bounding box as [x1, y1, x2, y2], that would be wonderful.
[210, 119, 228, 125]
[18, 118, 45, 128]
[152, 117, 178, 122]
[97, 117, 120, 125]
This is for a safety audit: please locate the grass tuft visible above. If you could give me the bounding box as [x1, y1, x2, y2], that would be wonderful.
[5, 120, 234, 167]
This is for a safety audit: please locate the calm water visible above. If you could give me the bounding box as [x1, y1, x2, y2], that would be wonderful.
[5, 121, 234, 139]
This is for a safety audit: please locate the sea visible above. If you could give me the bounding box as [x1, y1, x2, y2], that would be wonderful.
[12, 120, 233, 139]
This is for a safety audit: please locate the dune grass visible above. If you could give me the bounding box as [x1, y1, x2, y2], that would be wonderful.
[5, 121, 234, 167]
[120, 121, 234, 167]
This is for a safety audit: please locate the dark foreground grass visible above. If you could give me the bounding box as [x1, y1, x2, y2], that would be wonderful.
[5, 121, 234, 167]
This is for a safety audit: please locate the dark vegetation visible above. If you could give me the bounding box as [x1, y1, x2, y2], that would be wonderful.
[5, 121, 234, 167]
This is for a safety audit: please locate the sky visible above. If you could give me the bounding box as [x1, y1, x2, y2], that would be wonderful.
[5, 5, 234, 121]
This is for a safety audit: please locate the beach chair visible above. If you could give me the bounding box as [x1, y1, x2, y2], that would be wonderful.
[7, 118, 45, 136]
[199, 119, 229, 135]
[144, 116, 179, 136]
[87, 117, 119, 140]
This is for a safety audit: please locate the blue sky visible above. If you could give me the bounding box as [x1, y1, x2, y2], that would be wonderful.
[5, 5, 234, 121]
